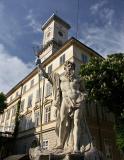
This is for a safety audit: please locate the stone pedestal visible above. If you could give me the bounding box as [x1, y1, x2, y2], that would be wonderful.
[39, 153, 84, 160]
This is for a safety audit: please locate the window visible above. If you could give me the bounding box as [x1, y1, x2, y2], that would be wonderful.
[46, 83, 52, 97]
[20, 99, 25, 112]
[27, 94, 33, 108]
[34, 111, 40, 127]
[43, 140, 48, 150]
[12, 105, 17, 116]
[19, 117, 26, 131]
[48, 64, 52, 74]
[16, 91, 19, 97]
[25, 115, 32, 130]
[20, 115, 32, 131]
[81, 54, 89, 63]
[35, 88, 42, 103]
[6, 110, 10, 120]
[44, 106, 51, 123]
[23, 85, 27, 94]
[58, 31, 63, 37]
[30, 79, 34, 88]
[60, 54, 65, 65]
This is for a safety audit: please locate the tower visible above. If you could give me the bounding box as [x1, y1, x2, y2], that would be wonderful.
[39, 14, 71, 61]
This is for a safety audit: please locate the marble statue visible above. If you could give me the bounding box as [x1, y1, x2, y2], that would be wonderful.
[29, 58, 106, 160]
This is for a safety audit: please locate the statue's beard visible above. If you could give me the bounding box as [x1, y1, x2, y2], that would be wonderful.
[65, 71, 74, 81]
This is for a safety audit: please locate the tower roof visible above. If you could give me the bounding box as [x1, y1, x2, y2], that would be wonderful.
[42, 13, 71, 30]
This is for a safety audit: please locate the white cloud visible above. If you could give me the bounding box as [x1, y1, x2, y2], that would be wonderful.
[0, 43, 33, 93]
[26, 9, 41, 33]
[90, 0, 107, 14]
[81, 24, 124, 57]
[90, 1, 114, 27]
[79, 1, 124, 57]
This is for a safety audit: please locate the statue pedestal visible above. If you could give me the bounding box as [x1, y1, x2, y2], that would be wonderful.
[39, 153, 84, 160]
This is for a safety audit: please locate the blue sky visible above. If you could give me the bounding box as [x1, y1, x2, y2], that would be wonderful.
[0, 0, 124, 93]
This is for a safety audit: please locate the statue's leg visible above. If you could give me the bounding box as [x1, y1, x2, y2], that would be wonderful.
[73, 108, 81, 152]
[56, 101, 67, 149]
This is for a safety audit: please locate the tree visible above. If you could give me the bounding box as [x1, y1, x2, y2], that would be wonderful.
[13, 100, 21, 138]
[0, 92, 7, 114]
[80, 53, 124, 151]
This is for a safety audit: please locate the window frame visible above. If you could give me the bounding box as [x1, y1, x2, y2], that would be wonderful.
[27, 94, 33, 108]
[23, 85, 27, 94]
[81, 54, 89, 63]
[30, 79, 34, 88]
[44, 105, 51, 123]
[34, 111, 40, 127]
[43, 140, 48, 150]
[20, 99, 25, 112]
[60, 54, 65, 65]
[45, 83, 52, 97]
[48, 64, 52, 74]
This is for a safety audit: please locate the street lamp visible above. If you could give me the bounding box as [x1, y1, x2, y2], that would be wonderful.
[35, 56, 45, 148]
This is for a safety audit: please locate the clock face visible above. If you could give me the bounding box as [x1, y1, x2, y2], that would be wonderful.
[58, 31, 63, 37]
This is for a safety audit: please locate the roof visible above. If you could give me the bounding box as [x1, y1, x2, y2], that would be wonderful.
[6, 37, 103, 97]
[42, 13, 71, 30]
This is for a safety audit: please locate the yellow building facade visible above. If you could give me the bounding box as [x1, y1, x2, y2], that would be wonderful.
[0, 14, 120, 160]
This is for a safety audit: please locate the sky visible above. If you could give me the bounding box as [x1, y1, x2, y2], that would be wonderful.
[0, 0, 124, 93]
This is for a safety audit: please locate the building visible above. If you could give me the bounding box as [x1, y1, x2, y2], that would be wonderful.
[0, 14, 120, 160]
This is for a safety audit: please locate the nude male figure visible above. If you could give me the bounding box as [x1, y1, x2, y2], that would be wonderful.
[36, 59, 86, 152]
[57, 61, 86, 152]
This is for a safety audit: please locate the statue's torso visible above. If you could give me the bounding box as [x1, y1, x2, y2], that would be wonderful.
[60, 75, 82, 103]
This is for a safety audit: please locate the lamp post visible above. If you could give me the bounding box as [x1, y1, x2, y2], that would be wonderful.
[35, 56, 45, 148]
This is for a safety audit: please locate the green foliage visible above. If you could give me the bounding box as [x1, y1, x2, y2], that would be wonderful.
[0, 92, 7, 114]
[80, 53, 124, 117]
[13, 100, 21, 138]
[116, 118, 124, 152]
[80, 53, 124, 151]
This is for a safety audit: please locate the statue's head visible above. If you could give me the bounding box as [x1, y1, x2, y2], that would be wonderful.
[30, 139, 39, 148]
[64, 61, 75, 72]
[64, 61, 75, 80]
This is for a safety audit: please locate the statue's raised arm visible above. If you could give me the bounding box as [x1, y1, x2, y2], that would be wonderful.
[35, 57, 53, 85]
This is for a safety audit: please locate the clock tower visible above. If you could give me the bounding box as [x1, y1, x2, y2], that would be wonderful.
[39, 14, 71, 61]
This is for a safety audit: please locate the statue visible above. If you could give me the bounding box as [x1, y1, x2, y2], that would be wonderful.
[32, 58, 106, 160]
[29, 139, 41, 160]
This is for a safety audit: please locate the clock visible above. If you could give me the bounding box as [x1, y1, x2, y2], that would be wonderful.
[58, 31, 63, 37]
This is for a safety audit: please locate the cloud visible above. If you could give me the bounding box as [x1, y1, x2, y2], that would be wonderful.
[90, 1, 114, 27]
[81, 25, 124, 57]
[79, 1, 124, 57]
[26, 9, 41, 33]
[90, 0, 107, 14]
[0, 43, 33, 93]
